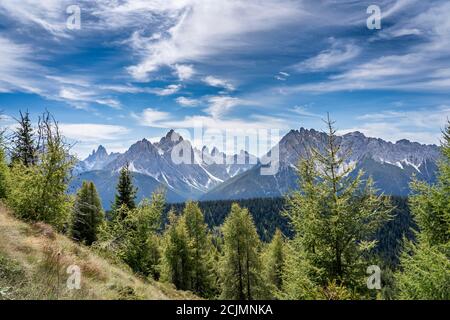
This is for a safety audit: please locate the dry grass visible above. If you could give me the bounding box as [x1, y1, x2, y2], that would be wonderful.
[0, 205, 197, 300]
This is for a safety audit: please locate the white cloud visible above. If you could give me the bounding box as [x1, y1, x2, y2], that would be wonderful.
[205, 96, 245, 118]
[152, 84, 182, 96]
[125, 0, 303, 80]
[0, 36, 44, 94]
[339, 106, 450, 145]
[203, 76, 235, 91]
[132, 108, 172, 127]
[295, 40, 360, 72]
[173, 64, 195, 81]
[176, 96, 199, 107]
[59, 87, 121, 109]
[0, 0, 70, 37]
[60, 123, 129, 142]
[287, 1, 450, 93]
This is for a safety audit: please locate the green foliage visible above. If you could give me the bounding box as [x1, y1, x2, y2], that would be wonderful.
[282, 116, 393, 297]
[396, 242, 450, 299]
[160, 211, 192, 290]
[0, 142, 10, 200]
[10, 111, 37, 167]
[219, 203, 266, 300]
[7, 113, 74, 230]
[113, 162, 137, 214]
[71, 181, 104, 245]
[278, 239, 320, 300]
[182, 201, 215, 297]
[262, 229, 285, 297]
[396, 121, 450, 299]
[99, 193, 164, 279]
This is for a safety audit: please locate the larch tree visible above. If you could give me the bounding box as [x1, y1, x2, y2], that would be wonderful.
[262, 229, 285, 297]
[396, 121, 450, 299]
[119, 192, 164, 279]
[219, 203, 266, 300]
[71, 181, 104, 245]
[182, 201, 215, 297]
[160, 211, 192, 291]
[282, 115, 393, 298]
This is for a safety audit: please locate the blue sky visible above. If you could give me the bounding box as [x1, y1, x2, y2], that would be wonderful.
[0, 0, 449, 158]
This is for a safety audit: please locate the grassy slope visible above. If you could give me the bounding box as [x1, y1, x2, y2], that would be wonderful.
[0, 205, 196, 300]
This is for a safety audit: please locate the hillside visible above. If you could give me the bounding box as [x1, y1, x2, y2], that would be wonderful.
[0, 205, 195, 300]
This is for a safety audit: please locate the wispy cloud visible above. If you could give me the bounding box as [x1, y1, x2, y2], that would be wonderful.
[339, 105, 450, 145]
[125, 0, 303, 80]
[60, 123, 130, 141]
[294, 39, 360, 72]
[203, 76, 235, 91]
[176, 96, 199, 107]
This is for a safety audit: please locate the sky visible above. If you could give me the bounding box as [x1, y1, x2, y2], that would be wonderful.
[0, 0, 449, 159]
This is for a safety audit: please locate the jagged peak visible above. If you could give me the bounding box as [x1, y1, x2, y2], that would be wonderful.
[163, 129, 183, 143]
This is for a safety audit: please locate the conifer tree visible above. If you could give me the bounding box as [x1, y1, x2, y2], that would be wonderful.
[160, 211, 192, 290]
[183, 201, 215, 297]
[114, 161, 137, 215]
[262, 229, 285, 297]
[8, 112, 74, 229]
[119, 192, 164, 278]
[396, 121, 450, 299]
[71, 181, 104, 245]
[11, 111, 36, 166]
[0, 137, 10, 199]
[282, 115, 392, 298]
[220, 203, 266, 300]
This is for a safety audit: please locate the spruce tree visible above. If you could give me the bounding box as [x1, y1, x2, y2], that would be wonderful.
[220, 203, 266, 300]
[114, 161, 137, 215]
[71, 181, 104, 245]
[396, 121, 450, 299]
[282, 115, 392, 298]
[11, 111, 36, 166]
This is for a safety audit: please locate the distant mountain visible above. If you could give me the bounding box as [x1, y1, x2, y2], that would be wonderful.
[72, 130, 257, 208]
[201, 128, 440, 200]
[71, 128, 441, 207]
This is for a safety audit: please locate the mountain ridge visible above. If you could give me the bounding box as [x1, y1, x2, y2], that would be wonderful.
[72, 128, 441, 207]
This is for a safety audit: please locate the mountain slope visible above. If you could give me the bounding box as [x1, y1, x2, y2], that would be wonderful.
[0, 205, 195, 300]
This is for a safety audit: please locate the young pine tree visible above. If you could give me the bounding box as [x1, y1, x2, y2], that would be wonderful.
[396, 121, 450, 299]
[71, 181, 104, 245]
[220, 203, 266, 300]
[11, 110, 36, 166]
[282, 115, 392, 299]
[114, 161, 137, 215]
[182, 201, 215, 297]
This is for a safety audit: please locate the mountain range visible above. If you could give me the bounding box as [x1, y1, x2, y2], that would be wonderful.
[70, 128, 441, 209]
